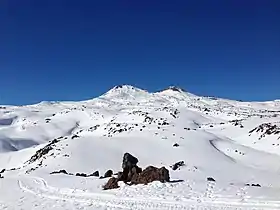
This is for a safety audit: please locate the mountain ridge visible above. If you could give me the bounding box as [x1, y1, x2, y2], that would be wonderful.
[4, 84, 279, 107]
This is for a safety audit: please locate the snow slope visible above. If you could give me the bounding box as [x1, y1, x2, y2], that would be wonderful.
[1, 85, 280, 209]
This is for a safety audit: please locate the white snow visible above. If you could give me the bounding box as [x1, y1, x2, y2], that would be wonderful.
[1, 85, 280, 209]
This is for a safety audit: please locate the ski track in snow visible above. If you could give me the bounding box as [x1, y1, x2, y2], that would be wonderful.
[16, 176, 280, 210]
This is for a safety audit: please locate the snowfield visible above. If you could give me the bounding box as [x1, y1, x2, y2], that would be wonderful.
[1, 85, 280, 209]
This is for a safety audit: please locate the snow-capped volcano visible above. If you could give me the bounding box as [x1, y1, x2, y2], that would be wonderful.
[102, 85, 149, 97]
[100, 85, 151, 102]
[1, 85, 280, 209]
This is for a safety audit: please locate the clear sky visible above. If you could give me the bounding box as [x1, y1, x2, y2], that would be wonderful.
[0, 0, 279, 105]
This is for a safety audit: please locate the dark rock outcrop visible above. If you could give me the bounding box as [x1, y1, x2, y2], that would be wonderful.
[50, 169, 68, 175]
[27, 139, 60, 164]
[246, 183, 261, 187]
[116, 171, 123, 180]
[76, 173, 87, 177]
[122, 153, 138, 169]
[249, 123, 280, 140]
[71, 135, 80, 139]
[170, 161, 185, 170]
[131, 166, 169, 185]
[28, 145, 53, 164]
[103, 177, 119, 190]
[90, 171, 99, 177]
[122, 165, 142, 182]
[173, 143, 179, 147]
[120, 153, 140, 181]
[51, 169, 100, 178]
[103, 153, 171, 190]
[207, 177, 216, 182]
[0, 169, 4, 178]
[101, 170, 113, 178]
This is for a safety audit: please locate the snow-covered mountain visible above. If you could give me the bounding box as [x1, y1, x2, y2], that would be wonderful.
[1, 85, 280, 209]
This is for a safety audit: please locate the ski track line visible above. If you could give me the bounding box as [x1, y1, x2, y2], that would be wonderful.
[17, 176, 280, 210]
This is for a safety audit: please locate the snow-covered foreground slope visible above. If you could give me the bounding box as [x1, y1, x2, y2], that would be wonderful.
[1, 85, 280, 209]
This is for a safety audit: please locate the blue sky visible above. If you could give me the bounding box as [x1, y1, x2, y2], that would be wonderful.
[0, 0, 279, 105]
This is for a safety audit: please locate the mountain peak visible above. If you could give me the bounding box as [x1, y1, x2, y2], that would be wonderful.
[112, 84, 139, 90]
[166, 86, 186, 92]
[100, 84, 149, 100]
[109, 84, 148, 93]
[157, 86, 187, 93]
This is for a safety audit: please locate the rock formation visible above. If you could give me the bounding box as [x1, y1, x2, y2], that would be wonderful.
[103, 153, 170, 190]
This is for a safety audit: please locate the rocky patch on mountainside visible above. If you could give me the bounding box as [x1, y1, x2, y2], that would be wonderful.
[249, 123, 280, 140]
[245, 183, 261, 187]
[229, 119, 244, 127]
[26, 138, 60, 164]
[71, 134, 80, 139]
[101, 114, 171, 137]
[159, 86, 187, 93]
[153, 107, 180, 119]
[131, 110, 170, 126]
[103, 153, 170, 190]
[130, 110, 149, 118]
[170, 161, 185, 170]
[0, 169, 5, 178]
[107, 123, 133, 135]
[45, 118, 51, 123]
[24, 137, 71, 173]
[88, 124, 100, 132]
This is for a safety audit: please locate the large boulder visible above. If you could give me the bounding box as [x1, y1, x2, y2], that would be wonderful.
[122, 153, 138, 169]
[101, 170, 113, 179]
[90, 171, 99, 177]
[131, 166, 170, 185]
[103, 177, 119, 190]
[120, 165, 142, 182]
[121, 153, 140, 182]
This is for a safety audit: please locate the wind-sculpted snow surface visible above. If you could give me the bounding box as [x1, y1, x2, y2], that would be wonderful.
[1, 85, 280, 209]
